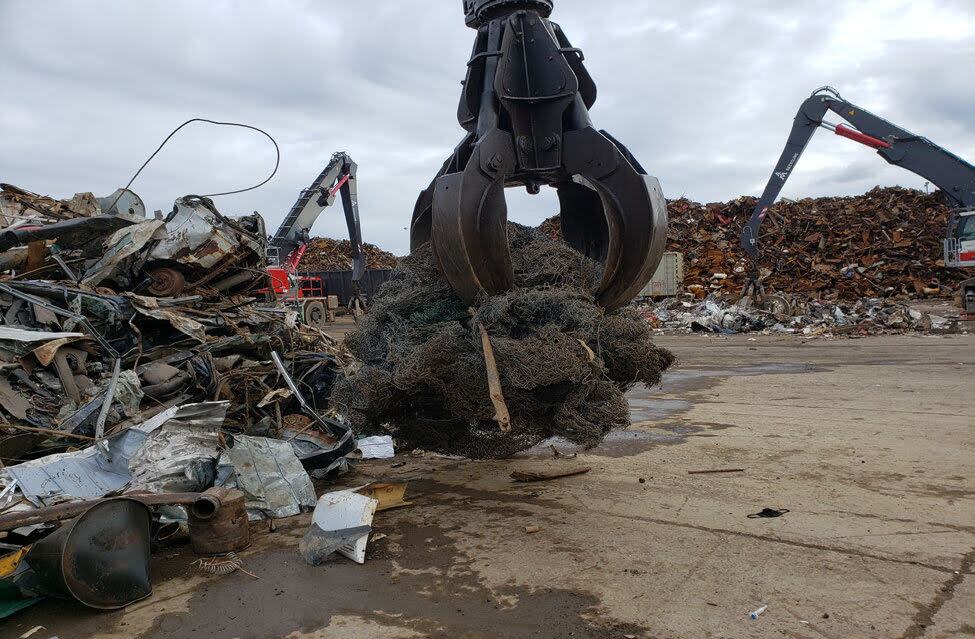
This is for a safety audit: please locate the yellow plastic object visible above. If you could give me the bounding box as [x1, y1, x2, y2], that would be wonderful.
[0, 547, 28, 579]
[355, 482, 411, 512]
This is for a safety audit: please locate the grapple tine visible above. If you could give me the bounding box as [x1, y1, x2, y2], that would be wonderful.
[410, 179, 434, 252]
[597, 174, 667, 310]
[431, 135, 515, 303]
[431, 172, 485, 303]
[562, 128, 668, 311]
[412, 131, 476, 252]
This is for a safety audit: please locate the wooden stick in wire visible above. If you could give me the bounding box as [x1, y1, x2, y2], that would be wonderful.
[477, 322, 511, 433]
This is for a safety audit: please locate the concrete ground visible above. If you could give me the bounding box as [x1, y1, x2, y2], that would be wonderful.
[3, 333, 973, 639]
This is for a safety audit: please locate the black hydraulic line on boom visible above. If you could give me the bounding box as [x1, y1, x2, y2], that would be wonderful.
[741, 87, 975, 258]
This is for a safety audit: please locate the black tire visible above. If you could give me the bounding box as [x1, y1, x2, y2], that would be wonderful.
[303, 300, 328, 329]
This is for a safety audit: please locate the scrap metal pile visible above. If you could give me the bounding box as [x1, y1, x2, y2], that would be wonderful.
[669, 187, 962, 300]
[0, 184, 360, 540]
[332, 224, 675, 459]
[640, 295, 948, 336]
[298, 237, 398, 272]
[543, 187, 964, 301]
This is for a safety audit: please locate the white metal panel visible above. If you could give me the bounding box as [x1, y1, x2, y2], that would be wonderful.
[638, 252, 684, 297]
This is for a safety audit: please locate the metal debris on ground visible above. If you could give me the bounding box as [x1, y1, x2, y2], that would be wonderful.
[216, 435, 318, 520]
[187, 487, 250, 555]
[510, 465, 592, 483]
[18, 625, 45, 638]
[0, 180, 380, 615]
[355, 482, 410, 512]
[640, 294, 947, 336]
[355, 435, 395, 460]
[13, 497, 153, 610]
[0, 182, 357, 473]
[748, 508, 790, 519]
[193, 552, 257, 578]
[550, 445, 578, 459]
[299, 489, 378, 566]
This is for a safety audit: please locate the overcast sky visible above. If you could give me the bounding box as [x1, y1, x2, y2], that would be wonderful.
[1, 0, 973, 254]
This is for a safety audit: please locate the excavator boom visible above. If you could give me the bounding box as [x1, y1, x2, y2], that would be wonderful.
[742, 87, 975, 258]
[270, 152, 365, 283]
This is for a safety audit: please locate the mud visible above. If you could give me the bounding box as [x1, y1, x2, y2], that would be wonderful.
[652, 363, 823, 393]
[139, 496, 650, 639]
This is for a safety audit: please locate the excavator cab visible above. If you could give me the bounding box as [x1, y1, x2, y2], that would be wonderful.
[946, 209, 975, 314]
[266, 152, 366, 327]
[945, 209, 975, 267]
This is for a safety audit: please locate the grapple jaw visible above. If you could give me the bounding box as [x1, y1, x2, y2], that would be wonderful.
[411, 1, 667, 312]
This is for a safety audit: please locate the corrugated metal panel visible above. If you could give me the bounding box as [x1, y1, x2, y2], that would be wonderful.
[301, 270, 394, 306]
[638, 253, 684, 298]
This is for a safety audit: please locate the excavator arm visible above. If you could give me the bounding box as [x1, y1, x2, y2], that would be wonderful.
[270, 152, 365, 284]
[742, 87, 975, 257]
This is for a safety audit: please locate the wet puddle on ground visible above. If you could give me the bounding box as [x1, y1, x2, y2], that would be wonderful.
[652, 363, 816, 393]
[524, 423, 706, 458]
[523, 362, 819, 458]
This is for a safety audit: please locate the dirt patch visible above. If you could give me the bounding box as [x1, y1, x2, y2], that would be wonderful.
[127, 481, 653, 639]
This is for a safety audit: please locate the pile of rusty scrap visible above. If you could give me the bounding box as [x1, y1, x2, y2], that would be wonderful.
[0, 183, 355, 455]
[0, 183, 379, 614]
[541, 187, 965, 301]
[298, 237, 398, 272]
[639, 294, 953, 336]
[1, 184, 270, 299]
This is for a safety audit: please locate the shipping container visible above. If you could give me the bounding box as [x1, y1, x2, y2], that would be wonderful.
[638, 252, 684, 298]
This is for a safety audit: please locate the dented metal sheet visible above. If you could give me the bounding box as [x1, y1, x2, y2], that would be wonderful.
[6, 401, 227, 506]
[217, 435, 317, 520]
[0, 215, 135, 252]
[0, 327, 85, 343]
[127, 402, 226, 494]
[82, 219, 165, 287]
[126, 294, 207, 342]
[31, 336, 91, 367]
[6, 433, 145, 505]
[147, 197, 263, 270]
[0, 377, 30, 420]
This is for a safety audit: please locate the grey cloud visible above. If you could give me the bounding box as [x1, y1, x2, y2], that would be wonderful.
[1, 0, 972, 255]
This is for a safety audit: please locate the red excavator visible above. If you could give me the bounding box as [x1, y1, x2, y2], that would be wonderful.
[266, 152, 365, 327]
[741, 87, 975, 314]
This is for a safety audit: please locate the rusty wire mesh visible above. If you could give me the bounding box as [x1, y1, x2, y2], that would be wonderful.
[332, 224, 675, 458]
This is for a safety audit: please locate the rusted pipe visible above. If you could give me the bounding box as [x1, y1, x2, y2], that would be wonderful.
[188, 487, 250, 554]
[0, 490, 223, 532]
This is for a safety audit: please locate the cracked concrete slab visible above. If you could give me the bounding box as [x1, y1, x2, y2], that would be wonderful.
[2, 333, 972, 639]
